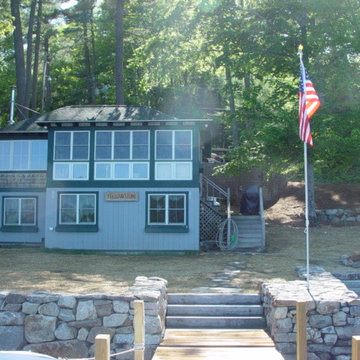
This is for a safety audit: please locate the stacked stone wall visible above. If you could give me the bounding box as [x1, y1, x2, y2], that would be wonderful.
[0, 276, 167, 360]
[262, 273, 360, 360]
[316, 208, 360, 225]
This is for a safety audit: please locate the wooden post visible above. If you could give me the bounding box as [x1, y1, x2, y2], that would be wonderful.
[353, 335, 360, 360]
[296, 301, 307, 360]
[95, 334, 110, 360]
[134, 300, 145, 360]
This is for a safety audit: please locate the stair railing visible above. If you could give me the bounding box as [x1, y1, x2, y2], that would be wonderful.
[202, 176, 231, 219]
[259, 187, 266, 248]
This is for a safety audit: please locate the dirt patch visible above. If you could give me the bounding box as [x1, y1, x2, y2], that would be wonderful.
[265, 182, 360, 226]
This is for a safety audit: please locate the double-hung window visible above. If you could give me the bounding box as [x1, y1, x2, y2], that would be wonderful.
[0, 141, 47, 171]
[146, 193, 188, 232]
[94, 130, 149, 180]
[2, 197, 37, 232]
[57, 193, 97, 232]
[53, 131, 89, 180]
[155, 130, 192, 180]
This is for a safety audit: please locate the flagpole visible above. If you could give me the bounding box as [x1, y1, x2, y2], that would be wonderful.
[298, 45, 310, 291]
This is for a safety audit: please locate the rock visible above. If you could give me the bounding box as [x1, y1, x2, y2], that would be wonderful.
[0, 326, 25, 350]
[115, 326, 133, 334]
[273, 306, 288, 320]
[276, 342, 296, 354]
[335, 325, 360, 339]
[6, 293, 25, 304]
[321, 326, 336, 334]
[4, 304, 22, 312]
[326, 209, 339, 216]
[76, 300, 97, 321]
[25, 293, 59, 304]
[345, 217, 356, 223]
[94, 300, 113, 317]
[309, 314, 332, 328]
[113, 333, 134, 345]
[356, 215, 360, 222]
[273, 332, 296, 342]
[87, 327, 115, 343]
[55, 323, 77, 340]
[39, 302, 59, 317]
[25, 315, 56, 343]
[330, 217, 341, 225]
[22, 302, 39, 315]
[145, 315, 162, 334]
[317, 302, 339, 314]
[58, 296, 77, 309]
[331, 346, 351, 355]
[77, 328, 89, 341]
[68, 318, 101, 328]
[350, 306, 360, 316]
[307, 328, 323, 343]
[333, 311, 347, 326]
[146, 334, 163, 345]
[103, 313, 128, 327]
[324, 334, 338, 346]
[0, 311, 25, 326]
[24, 340, 88, 358]
[114, 301, 130, 313]
[59, 308, 75, 322]
[274, 317, 293, 333]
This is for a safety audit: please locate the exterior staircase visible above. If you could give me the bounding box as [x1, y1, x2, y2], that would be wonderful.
[166, 293, 265, 329]
[232, 215, 265, 250]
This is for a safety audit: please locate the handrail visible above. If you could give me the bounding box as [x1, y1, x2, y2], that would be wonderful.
[202, 176, 228, 198]
[259, 187, 266, 248]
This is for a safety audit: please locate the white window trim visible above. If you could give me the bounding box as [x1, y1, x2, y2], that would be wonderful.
[94, 162, 149, 180]
[0, 140, 47, 171]
[148, 193, 186, 226]
[94, 130, 150, 161]
[155, 130, 193, 161]
[3, 197, 36, 226]
[53, 131, 90, 161]
[59, 193, 96, 225]
[155, 161, 192, 180]
[53, 162, 89, 180]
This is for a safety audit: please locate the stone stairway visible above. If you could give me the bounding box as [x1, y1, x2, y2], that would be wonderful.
[232, 215, 265, 250]
[166, 293, 266, 329]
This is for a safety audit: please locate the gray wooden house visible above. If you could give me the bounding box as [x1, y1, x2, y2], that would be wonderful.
[0, 105, 210, 251]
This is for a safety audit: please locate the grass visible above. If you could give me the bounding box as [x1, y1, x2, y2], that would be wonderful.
[0, 225, 359, 294]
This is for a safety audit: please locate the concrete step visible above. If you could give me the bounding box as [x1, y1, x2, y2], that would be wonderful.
[166, 316, 266, 329]
[167, 304, 263, 317]
[167, 293, 261, 305]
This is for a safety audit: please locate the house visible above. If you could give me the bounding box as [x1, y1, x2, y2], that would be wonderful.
[0, 105, 209, 251]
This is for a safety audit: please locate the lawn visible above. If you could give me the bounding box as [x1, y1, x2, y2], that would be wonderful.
[0, 225, 359, 294]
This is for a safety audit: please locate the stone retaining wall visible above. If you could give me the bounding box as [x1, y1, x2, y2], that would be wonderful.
[261, 272, 360, 360]
[0, 276, 167, 360]
[316, 208, 360, 225]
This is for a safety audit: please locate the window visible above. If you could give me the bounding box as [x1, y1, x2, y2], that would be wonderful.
[0, 141, 47, 171]
[2, 197, 37, 232]
[155, 130, 192, 180]
[57, 193, 98, 232]
[94, 131, 149, 180]
[95, 131, 149, 160]
[53, 131, 89, 181]
[146, 193, 188, 232]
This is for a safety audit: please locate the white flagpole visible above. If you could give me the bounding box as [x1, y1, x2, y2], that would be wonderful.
[299, 45, 310, 290]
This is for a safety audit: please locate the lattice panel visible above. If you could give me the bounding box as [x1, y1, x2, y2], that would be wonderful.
[200, 201, 225, 242]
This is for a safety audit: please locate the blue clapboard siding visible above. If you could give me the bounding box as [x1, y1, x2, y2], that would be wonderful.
[45, 187, 199, 251]
[0, 191, 46, 244]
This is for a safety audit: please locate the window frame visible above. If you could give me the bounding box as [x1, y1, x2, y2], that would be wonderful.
[94, 130, 150, 161]
[145, 192, 188, 233]
[0, 140, 47, 171]
[1, 196, 38, 232]
[53, 131, 90, 161]
[94, 162, 149, 180]
[155, 130, 192, 161]
[56, 192, 98, 232]
[53, 162, 89, 181]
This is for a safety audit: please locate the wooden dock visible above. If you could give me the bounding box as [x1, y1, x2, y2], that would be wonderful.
[152, 329, 285, 359]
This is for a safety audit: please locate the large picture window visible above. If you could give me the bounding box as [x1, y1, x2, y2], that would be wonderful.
[155, 130, 192, 180]
[0, 141, 47, 171]
[147, 193, 186, 226]
[59, 193, 96, 225]
[2, 197, 37, 231]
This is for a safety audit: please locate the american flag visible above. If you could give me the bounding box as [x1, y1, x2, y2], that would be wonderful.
[299, 62, 320, 146]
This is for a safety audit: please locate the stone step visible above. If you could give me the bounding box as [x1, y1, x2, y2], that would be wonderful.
[167, 293, 261, 305]
[167, 304, 263, 317]
[165, 316, 266, 329]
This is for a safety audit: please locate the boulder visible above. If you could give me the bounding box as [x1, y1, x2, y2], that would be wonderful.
[55, 323, 77, 340]
[87, 327, 115, 343]
[0, 326, 26, 350]
[39, 302, 59, 317]
[25, 315, 56, 343]
[113, 300, 130, 313]
[76, 300, 97, 321]
[103, 313, 128, 328]
[58, 295, 77, 309]
[6, 293, 25, 304]
[22, 302, 39, 315]
[0, 311, 25, 326]
[24, 340, 88, 358]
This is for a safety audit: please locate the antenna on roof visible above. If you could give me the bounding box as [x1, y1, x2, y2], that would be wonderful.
[10, 86, 16, 124]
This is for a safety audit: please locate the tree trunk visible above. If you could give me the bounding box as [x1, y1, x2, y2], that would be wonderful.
[83, 21, 94, 104]
[41, 36, 51, 112]
[24, 0, 37, 119]
[90, 7, 97, 104]
[31, 0, 42, 114]
[115, 0, 125, 105]
[225, 64, 239, 147]
[10, 0, 26, 120]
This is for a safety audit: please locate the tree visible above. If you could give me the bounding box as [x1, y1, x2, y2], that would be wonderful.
[115, 0, 125, 104]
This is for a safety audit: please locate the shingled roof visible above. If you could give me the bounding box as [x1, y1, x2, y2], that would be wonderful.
[0, 116, 46, 134]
